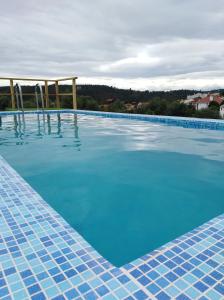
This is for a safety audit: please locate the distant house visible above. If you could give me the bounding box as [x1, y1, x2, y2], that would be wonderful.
[184, 93, 224, 111]
[220, 104, 224, 119]
[194, 96, 210, 110]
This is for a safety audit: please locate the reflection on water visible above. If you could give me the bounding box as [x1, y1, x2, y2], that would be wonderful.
[0, 113, 81, 151]
[14, 114, 26, 140]
[1, 112, 224, 160]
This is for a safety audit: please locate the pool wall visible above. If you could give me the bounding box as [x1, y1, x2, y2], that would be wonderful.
[0, 110, 224, 300]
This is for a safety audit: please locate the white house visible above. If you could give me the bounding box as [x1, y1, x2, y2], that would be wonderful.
[195, 97, 210, 111]
[220, 105, 224, 119]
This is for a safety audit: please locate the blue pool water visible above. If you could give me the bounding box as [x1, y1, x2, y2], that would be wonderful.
[0, 112, 224, 266]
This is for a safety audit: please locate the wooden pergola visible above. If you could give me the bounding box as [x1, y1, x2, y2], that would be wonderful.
[0, 76, 78, 109]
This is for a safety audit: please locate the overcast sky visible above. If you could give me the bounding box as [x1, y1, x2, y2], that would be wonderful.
[1, 0, 224, 90]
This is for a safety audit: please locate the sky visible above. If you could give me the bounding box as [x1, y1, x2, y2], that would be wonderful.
[1, 0, 224, 91]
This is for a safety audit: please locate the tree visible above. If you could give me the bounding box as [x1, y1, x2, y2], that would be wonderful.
[194, 109, 220, 119]
[109, 100, 125, 112]
[0, 96, 9, 111]
[77, 96, 99, 110]
[166, 101, 195, 117]
[209, 101, 220, 111]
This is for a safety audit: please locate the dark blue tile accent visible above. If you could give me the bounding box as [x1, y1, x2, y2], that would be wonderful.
[173, 267, 186, 276]
[28, 284, 41, 295]
[156, 277, 169, 288]
[194, 282, 209, 292]
[176, 295, 191, 300]
[100, 272, 112, 282]
[76, 264, 87, 273]
[4, 267, 16, 276]
[37, 272, 48, 281]
[130, 269, 142, 278]
[52, 296, 66, 300]
[134, 290, 148, 300]
[156, 291, 171, 300]
[139, 264, 150, 273]
[0, 278, 6, 287]
[65, 269, 77, 278]
[214, 283, 224, 295]
[165, 260, 176, 269]
[138, 276, 150, 286]
[210, 270, 222, 280]
[96, 285, 109, 296]
[0, 287, 9, 297]
[118, 275, 130, 284]
[65, 288, 79, 299]
[202, 276, 216, 286]
[84, 291, 98, 300]
[78, 283, 91, 294]
[165, 272, 178, 282]
[147, 283, 160, 295]
[49, 267, 60, 276]
[192, 269, 204, 278]
[53, 274, 66, 283]
[20, 269, 32, 279]
[148, 259, 159, 268]
[31, 292, 46, 300]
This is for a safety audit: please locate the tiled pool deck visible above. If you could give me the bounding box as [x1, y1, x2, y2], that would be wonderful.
[0, 110, 224, 300]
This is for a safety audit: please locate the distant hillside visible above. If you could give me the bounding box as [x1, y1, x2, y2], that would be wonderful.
[0, 84, 200, 103]
[77, 85, 200, 103]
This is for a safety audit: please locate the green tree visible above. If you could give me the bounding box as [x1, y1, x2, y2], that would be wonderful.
[194, 109, 220, 119]
[77, 96, 99, 110]
[0, 96, 9, 111]
[109, 100, 125, 112]
[166, 101, 195, 117]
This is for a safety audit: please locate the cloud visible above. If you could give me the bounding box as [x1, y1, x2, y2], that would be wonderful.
[0, 0, 224, 90]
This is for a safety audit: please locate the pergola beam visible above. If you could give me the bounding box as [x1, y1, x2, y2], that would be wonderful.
[0, 76, 78, 82]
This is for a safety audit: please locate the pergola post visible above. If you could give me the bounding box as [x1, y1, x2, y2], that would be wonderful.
[10, 79, 16, 109]
[55, 80, 60, 108]
[72, 78, 77, 109]
[45, 80, 49, 108]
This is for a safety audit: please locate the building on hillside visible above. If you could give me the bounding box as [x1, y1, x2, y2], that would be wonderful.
[220, 104, 224, 119]
[184, 93, 224, 111]
[194, 97, 210, 110]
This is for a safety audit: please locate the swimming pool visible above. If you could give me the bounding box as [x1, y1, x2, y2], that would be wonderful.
[0, 111, 224, 267]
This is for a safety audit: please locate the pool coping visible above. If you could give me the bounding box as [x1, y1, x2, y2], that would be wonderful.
[0, 110, 223, 299]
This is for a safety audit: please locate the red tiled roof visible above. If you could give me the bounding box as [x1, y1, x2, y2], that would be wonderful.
[196, 96, 210, 104]
[213, 96, 223, 105]
[194, 95, 224, 105]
